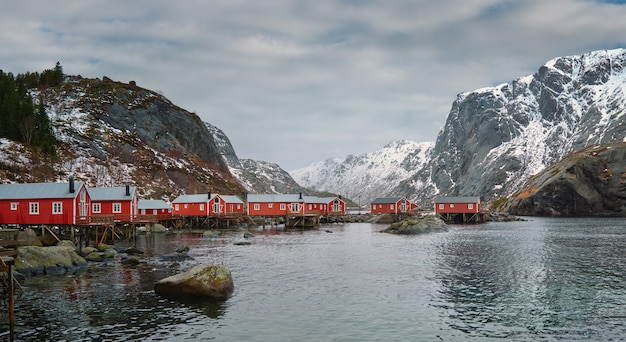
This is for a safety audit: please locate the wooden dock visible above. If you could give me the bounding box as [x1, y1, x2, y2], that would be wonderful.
[0, 229, 18, 340]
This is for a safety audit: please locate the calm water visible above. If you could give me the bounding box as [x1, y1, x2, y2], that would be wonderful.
[3, 217, 626, 341]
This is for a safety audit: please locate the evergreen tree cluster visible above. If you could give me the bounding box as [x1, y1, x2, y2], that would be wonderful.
[0, 62, 62, 156]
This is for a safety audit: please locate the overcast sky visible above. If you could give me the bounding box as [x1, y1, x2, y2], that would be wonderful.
[2, 0, 626, 171]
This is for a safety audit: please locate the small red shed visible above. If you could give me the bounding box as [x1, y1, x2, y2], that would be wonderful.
[370, 197, 418, 214]
[0, 177, 90, 226]
[88, 185, 138, 222]
[434, 196, 481, 214]
[138, 199, 173, 218]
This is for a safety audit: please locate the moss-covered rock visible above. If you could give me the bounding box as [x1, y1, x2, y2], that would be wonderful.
[383, 215, 448, 235]
[15, 244, 87, 277]
[154, 264, 234, 301]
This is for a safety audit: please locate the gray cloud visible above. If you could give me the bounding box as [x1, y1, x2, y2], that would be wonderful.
[2, 0, 626, 170]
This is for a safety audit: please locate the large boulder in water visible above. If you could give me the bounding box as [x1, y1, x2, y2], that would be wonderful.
[154, 265, 234, 301]
[383, 215, 448, 235]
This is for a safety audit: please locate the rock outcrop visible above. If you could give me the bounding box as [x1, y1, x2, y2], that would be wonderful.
[154, 264, 234, 301]
[382, 215, 448, 234]
[507, 142, 626, 216]
[15, 242, 87, 277]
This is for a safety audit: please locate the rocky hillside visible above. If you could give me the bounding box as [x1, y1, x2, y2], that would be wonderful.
[1, 76, 244, 200]
[506, 141, 626, 216]
[292, 49, 626, 210]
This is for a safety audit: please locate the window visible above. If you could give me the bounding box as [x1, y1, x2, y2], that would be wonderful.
[280, 203, 286, 210]
[175, 204, 180, 211]
[268, 203, 273, 208]
[237, 204, 241, 209]
[30, 202, 39, 214]
[184, 204, 188, 209]
[291, 203, 300, 212]
[308, 204, 312, 210]
[93, 203, 101, 213]
[53, 202, 62, 214]
[113, 203, 122, 213]
[468, 203, 473, 210]
[390, 204, 394, 210]
[10, 202, 18, 210]
[438, 204, 444, 210]
[450, 204, 455, 208]
[200, 204, 205, 211]
[254, 203, 260, 210]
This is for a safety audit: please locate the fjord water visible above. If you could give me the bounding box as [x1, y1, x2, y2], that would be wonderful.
[5, 217, 626, 341]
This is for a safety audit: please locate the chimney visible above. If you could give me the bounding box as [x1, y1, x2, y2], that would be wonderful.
[299, 192, 302, 199]
[126, 185, 130, 196]
[69, 176, 75, 194]
[208, 191, 211, 199]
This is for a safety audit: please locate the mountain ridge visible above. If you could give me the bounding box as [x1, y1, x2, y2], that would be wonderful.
[291, 48, 626, 208]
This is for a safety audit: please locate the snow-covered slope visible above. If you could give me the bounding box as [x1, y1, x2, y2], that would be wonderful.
[290, 140, 434, 204]
[290, 49, 626, 206]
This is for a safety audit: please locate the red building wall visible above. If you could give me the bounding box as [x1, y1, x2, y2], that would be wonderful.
[435, 202, 480, 214]
[0, 185, 90, 226]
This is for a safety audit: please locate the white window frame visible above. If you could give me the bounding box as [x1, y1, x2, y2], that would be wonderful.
[92, 203, 101, 213]
[113, 202, 122, 213]
[200, 203, 205, 211]
[268, 203, 273, 208]
[10, 202, 18, 210]
[30, 202, 39, 215]
[438, 204, 444, 210]
[175, 204, 180, 211]
[280, 203, 286, 210]
[450, 204, 455, 208]
[52, 202, 63, 215]
[468, 203, 473, 210]
[254, 203, 260, 210]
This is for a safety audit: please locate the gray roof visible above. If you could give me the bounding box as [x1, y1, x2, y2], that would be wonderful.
[172, 193, 243, 204]
[172, 194, 213, 203]
[138, 199, 172, 210]
[434, 196, 481, 203]
[219, 195, 244, 204]
[247, 194, 304, 203]
[371, 197, 405, 204]
[0, 181, 84, 200]
[88, 186, 136, 201]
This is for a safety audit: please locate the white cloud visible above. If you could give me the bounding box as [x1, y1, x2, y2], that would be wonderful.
[2, 0, 626, 170]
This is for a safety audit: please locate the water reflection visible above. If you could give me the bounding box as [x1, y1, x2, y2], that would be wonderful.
[433, 219, 626, 339]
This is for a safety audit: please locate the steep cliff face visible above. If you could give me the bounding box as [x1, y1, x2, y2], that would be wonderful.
[506, 142, 626, 216]
[422, 49, 626, 202]
[1, 76, 244, 199]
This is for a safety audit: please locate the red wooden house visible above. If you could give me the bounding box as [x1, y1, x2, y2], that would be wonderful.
[0, 177, 90, 226]
[434, 196, 481, 214]
[88, 185, 138, 222]
[370, 197, 418, 214]
[172, 193, 244, 217]
[304, 196, 346, 215]
[138, 199, 173, 217]
[247, 193, 306, 216]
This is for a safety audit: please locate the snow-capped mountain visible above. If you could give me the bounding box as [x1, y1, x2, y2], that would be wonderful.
[290, 140, 434, 204]
[291, 49, 626, 206]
